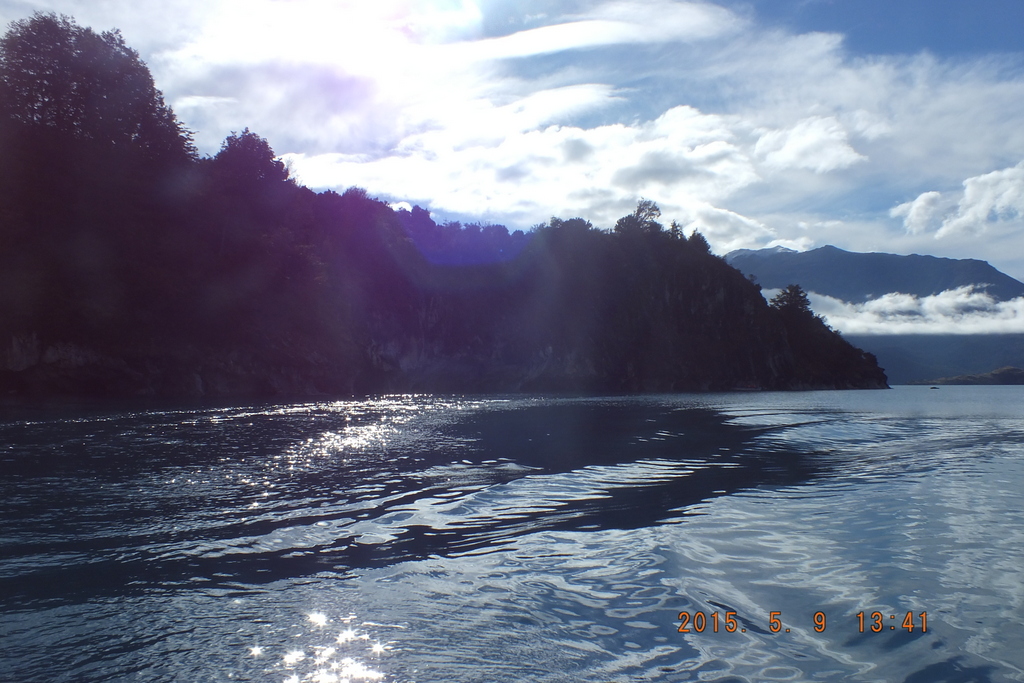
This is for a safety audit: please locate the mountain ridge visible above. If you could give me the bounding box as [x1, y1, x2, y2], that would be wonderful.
[725, 245, 1024, 303]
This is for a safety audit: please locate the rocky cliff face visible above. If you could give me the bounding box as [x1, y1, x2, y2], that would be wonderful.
[1, 334, 355, 399]
[2, 318, 887, 400]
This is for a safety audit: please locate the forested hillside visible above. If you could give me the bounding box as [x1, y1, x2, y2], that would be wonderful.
[0, 13, 887, 397]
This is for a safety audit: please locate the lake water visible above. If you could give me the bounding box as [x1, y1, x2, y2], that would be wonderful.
[1, 387, 1023, 682]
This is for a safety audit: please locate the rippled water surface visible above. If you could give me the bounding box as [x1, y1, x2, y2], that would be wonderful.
[2, 387, 1023, 682]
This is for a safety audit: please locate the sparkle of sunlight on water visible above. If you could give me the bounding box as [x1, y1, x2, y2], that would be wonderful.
[252, 611, 389, 683]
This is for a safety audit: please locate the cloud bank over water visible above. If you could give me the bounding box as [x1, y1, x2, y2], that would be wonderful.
[779, 287, 1024, 335]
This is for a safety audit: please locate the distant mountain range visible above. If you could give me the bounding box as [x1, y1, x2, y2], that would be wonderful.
[908, 366, 1024, 385]
[725, 245, 1024, 303]
[725, 245, 1024, 384]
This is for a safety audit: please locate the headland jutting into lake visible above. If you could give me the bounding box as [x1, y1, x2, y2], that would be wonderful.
[0, 13, 887, 399]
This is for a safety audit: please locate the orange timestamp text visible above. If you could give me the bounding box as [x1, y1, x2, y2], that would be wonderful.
[676, 610, 928, 634]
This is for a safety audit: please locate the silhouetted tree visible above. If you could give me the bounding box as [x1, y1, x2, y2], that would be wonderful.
[614, 199, 663, 235]
[212, 128, 290, 187]
[0, 12, 194, 161]
[770, 284, 813, 317]
[688, 230, 711, 253]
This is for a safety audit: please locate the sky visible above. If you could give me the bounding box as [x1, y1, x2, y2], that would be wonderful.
[3, 0, 1024, 333]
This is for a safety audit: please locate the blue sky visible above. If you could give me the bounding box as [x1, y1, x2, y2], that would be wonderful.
[725, 0, 1024, 56]
[3, 0, 1024, 334]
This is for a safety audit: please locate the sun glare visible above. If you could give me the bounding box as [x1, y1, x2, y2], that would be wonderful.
[174, 0, 483, 91]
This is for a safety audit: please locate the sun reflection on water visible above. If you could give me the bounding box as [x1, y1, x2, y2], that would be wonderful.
[269, 396, 491, 472]
[255, 611, 394, 682]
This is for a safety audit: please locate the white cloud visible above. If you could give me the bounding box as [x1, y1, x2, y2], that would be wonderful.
[890, 191, 949, 234]
[148, 0, 738, 154]
[683, 203, 775, 251]
[890, 162, 1024, 249]
[788, 287, 1024, 335]
[755, 116, 866, 173]
[846, 108, 891, 140]
[583, 0, 741, 43]
[938, 161, 1024, 237]
[284, 103, 765, 233]
[454, 0, 738, 61]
